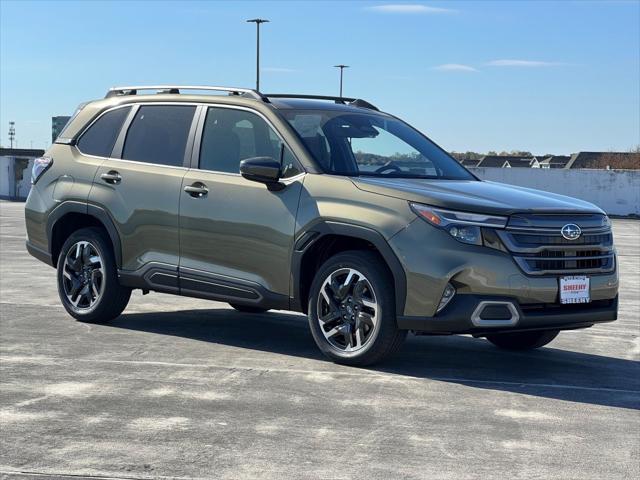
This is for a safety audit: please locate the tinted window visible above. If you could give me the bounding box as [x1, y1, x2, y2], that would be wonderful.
[77, 107, 130, 157]
[122, 105, 195, 166]
[283, 109, 474, 180]
[199, 107, 301, 177]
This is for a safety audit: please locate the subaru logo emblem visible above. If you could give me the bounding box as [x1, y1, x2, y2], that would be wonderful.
[561, 223, 582, 240]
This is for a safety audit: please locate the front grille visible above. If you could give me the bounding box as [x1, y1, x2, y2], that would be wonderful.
[497, 214, 615, 276]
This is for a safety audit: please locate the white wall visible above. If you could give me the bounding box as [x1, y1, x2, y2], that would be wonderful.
[0, 156, 34, 200]
[0, 157, 15, 199]
[470, 167, 640, 216]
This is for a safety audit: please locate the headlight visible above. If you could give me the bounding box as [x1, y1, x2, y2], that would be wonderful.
[448, 225, 481, 245]
[410, 203, 507, 245]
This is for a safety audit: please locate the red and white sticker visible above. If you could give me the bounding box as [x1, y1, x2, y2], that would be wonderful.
[559, 276, 590, 304]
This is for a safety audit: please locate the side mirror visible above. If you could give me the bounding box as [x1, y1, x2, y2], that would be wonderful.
[240, 156, 282, 186]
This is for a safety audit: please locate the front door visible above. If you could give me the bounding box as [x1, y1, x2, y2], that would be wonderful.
[179, 106, 304, 304]
[90, 104, 197, 278]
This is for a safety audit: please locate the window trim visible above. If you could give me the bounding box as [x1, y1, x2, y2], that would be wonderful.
[74, 105, 132, 160]
[191, 104, 305, 177]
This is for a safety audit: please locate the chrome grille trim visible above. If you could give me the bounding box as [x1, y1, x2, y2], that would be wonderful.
[498, 215, 615, 276]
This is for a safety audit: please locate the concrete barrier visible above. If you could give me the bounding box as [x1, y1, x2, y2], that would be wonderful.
[470, 167, 640, 216]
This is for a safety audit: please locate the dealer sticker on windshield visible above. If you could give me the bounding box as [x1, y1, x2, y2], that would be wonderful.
[559, 276, 590, 304]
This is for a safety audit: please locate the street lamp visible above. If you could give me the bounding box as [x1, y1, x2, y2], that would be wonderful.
[246, 18, 269, 91]
[8, 121, 15, 149]
[334, 64, 349, 97]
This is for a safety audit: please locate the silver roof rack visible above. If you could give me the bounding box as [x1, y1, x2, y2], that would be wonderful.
[104, 85, 380, 111]
[105, 85, 267, 101]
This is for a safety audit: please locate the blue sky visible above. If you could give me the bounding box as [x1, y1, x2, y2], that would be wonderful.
[1, 0, 639, 154]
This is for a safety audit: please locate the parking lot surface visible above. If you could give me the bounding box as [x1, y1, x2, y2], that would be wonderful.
[1, 200, 639, 479]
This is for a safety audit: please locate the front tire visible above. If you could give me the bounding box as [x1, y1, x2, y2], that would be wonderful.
[57, 227, 131, 323]
[308, 250, 406, 366]
[486, 329, 560, 350]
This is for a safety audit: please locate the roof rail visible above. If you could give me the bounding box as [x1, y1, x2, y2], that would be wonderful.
[264, 94, 379, 111]
[105, 85, 267, 101]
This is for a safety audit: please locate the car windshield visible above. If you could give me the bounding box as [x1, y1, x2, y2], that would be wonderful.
[282, 109, 474, 180]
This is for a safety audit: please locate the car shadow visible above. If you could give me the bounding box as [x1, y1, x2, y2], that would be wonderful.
[110, 308, 640, 410]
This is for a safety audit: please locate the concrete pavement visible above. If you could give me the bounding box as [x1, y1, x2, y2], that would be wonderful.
[1, 200, 639, 479]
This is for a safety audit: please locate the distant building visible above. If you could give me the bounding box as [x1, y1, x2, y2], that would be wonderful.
[0, 148, 44, 200]
[52, 116, 71, 143]
[477, 155, 535, 168]
[507, 157, 540, 168]
[476, 155, 508, 168]
[566, 151, 640, 169]
[457, 151, 638, 170]
[460, 158, 481, 168]
[538, 155, 571, 169]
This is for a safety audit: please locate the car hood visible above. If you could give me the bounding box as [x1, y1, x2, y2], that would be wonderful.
[352, 178, 605, 216]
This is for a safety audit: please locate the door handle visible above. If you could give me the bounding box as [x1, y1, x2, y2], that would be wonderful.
[100, 171, 122, 184]
[184, 182, 209, 198]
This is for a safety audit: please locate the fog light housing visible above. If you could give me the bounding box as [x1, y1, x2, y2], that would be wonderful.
[437, 283, 456, 313]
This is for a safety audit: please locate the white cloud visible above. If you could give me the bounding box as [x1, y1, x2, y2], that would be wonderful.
[433, 63, 478, 72]
[262, 67, 296, 73]
[367, 4, 457, 14]
[486, 59, 565, 67]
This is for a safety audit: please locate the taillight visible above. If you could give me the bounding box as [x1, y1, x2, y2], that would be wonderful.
[32, 156, 53, 184]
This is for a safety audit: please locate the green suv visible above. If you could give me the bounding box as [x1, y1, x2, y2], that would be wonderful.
[25, 85, 618, 365]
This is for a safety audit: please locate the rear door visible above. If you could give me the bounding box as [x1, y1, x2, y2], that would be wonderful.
[90, 104, 197, 283]
[178, 105, 304, 304]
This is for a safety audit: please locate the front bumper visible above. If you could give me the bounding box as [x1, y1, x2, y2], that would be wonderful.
[389, 217, 619, 317]
[397, 294, 618, 335]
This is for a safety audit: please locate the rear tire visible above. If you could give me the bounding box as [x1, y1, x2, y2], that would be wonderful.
[308, 250, 406, 366]
[57, 227, 131, 323]
[486, 329, 560, 350]
[229, 304, 269, 314]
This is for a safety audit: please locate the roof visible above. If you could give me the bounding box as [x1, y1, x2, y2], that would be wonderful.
[506, 158, 536, 168]
[477, 155, 536, 168]
[59, 89, 386, 141]
[268, 97, 385, 113]
[477, 155, 510, 168]
[0, 148, 45, 158]
[460, 159, 481, 167]
[566, 151, 640, 169]
[539, 155, 571, 168]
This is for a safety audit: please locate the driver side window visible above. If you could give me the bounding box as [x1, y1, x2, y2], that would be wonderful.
[199, 107, 302, 178]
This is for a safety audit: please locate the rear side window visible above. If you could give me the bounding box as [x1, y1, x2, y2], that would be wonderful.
[122, 105, 196, 166]
[77, 107, 130, 157]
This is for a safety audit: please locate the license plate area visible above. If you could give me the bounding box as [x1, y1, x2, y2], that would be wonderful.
[559, 276, 590, 304]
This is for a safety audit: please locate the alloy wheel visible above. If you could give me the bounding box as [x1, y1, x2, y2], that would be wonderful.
[62, 241, 105, 311]
[316, 268, 379, 352]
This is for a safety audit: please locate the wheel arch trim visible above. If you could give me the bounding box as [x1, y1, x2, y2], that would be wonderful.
[47, 201, 123, 268]
[291, 221, 407, 316]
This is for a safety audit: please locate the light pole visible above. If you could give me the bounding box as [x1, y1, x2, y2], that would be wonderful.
[8, 122, 15, 149]
[246, 18, 269, 91]
[334, 65, 349, 97]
